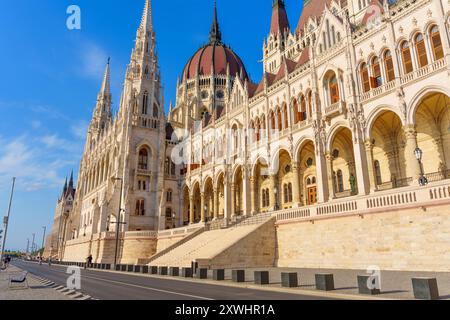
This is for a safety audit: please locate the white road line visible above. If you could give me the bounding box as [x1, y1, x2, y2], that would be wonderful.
[80, 274, 214, 300]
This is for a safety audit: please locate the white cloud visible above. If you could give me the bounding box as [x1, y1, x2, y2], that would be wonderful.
[71, 120, 89, 140]
[80, 42, 108, 78]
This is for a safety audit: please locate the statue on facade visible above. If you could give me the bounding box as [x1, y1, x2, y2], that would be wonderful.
[349, 174, 357, 195]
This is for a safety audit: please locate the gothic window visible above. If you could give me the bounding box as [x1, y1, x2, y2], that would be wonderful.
[283, 104, 289, 129]
[135, 199, 145, 216]
[142, 92, 149, 115]
[293, 99, 299, 124]
[300, 95, 307, 121]
[167, 189, 173, 203]
[288, 183, 293, 202]
[374, 160, 382, 185]
[414, 33, 428, 68]
[138, 148, 149, 170]
[371, 57, 382, 88]
[277, 108, 282, 131]
[153, 104, 159, 118]
[171, 161, 176, 176]
[138, 179, 147, 191]
[270, 111, 276, 130]
[165, 157, 170, 175]
[328, 73, 340, 104]
[384, 50, 395, 82]
[360, 63, 371, 92]
[430, 25, 444, 61]
[401, 41, 413, 74]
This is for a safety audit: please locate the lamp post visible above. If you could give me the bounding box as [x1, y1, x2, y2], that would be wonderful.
[415, 147, 428, 186]
[40, 226, 46, 260]
[0, 177, 16, 265]
[111, 177, 125, 269]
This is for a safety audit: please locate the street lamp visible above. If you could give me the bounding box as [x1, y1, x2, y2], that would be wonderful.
[40, 226, 46, 260]
[111, 177, 126, 269]
[415, 147, 428, 186]
[273, 187, 279, 211]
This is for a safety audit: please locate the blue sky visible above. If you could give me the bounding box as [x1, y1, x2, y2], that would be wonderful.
[0, 0, 303, 251]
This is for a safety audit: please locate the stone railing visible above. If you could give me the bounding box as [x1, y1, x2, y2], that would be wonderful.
[124, 230, 158, 238]
[400, 59, 446, 86]
[325, 101, 346, 118]
[157, 224, 204, 238]
[360, 80, 396, 103]
[275, 179, 450, 223]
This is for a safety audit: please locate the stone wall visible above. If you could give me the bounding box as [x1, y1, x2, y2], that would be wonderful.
[120, 237, 157, 265]
[276, 204, 450, 272]
[202, 218, 277, 269]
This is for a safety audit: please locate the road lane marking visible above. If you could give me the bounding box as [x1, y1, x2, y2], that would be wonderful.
[17, 262, 213, 300]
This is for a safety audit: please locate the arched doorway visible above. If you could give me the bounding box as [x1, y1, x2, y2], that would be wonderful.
[233, 166, 244, 216]
[203, 178, 214, 222]
[192, 182, 201, 223]
[216, 173, 225, 219]
[182, 186, 190, 226]
[298, 140, 318, 205]
[254, 158, 270, 212]
[275, 150, 294, 209]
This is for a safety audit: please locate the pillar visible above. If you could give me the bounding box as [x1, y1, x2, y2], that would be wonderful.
[364, 140, 377, 192]
[404, 125, 421, 183]
[316, 152, 329, 203]
[292, 162, 301, 206]
[230, 183, 236, 217]
[325, 153, 335, 201]
[189, 195, 194, 224]
[269, 175, 278, 211]
[353, 140, 371, 196]
[213, 188, 219, 220]
[242, 169, 251, 216]
[200, 192, 205, 223]
[250, 176, 257, 215]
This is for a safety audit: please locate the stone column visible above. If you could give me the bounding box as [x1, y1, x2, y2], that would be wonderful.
[250, 176, 257, 215]
[353, 140, 371, 196]
[269, 175, 278, 211]
[316, 152, 329, 203]
[224, 179, 231, 222]
[200, 192, 205, 222]
[189, 195, 195, 224]
[242, 170, 251, 217]
[230, 183, 236, 217]
[404, 125, 421, 183]
[364, 140, 377, 193]
[213, 188, 218, 220]
[325, 153, 335, 201]
[292, 162, 301, 206]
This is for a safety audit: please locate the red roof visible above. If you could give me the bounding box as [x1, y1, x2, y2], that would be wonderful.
[296, 48, 310, 68]
[296, 0, 333, 34]
[270, 1, 290, 35]
[183, 43, 248, 80]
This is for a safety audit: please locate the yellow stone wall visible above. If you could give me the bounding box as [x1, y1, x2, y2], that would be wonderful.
[276, 204, 450, 272]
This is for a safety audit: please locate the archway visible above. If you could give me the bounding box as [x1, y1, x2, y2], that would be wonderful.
[254, 158, 270, 212]
[415, 92, 450, 179]
[276, 150, 294, 209]
[216, 173, 226, 219]
[182, 186, 190, 226]
[330, 127, 357, 197]
[203, 177, 214, 221]
[370, 111, 407, 190]
[297, 140, 317, 205]
[192, 182, 201, 223]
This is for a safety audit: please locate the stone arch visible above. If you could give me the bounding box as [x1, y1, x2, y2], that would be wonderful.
[326, 121, 351, 153]
[297, 140, 318, 205]
[408, 86, 450, 124]
[366, 105, 405, 138]
[294, 137, 316, 163]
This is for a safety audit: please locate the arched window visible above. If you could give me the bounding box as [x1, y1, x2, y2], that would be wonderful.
[401, 41, 413, 74]
[430, 25, 444, 61]
[371, 57, 382, 88]
[165, 157, 170, 175]
[270, 111, 276, 130]
[277, 108, 282, 131]
[374, 161, 382, 185]
[171, 160, 176, 176]
[360, 63, 371, 92]
[384, 50, 395, 82]
[337, 170, 344, 193]
[283, 104, 289, 129]
[293, 99, 300, 124]
[142, 92, 148, 115]
[414, 33, 428, 68]
[283, 184, 288, 203]
[153, 104, 159, 118]
[328, 73, 340, 104]
[135, 199, 145, 216]
[167, 189, 173, 203]
[138, 148, 149, 170]
[300, 95, 307, 121]
[288, 183, 293, 202]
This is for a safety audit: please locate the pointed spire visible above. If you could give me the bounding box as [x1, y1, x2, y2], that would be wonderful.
[69, 170, 74, 189]
[270, 0, 290, 36]
[140, 0, 153, 31]
[209, 0, 222, 44]
[62, 177, 68, 196]
[99, 58, 111, 98]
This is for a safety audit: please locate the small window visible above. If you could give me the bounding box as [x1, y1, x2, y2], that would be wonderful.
[430, 26, 444, 61]
[360, 63, 371, 92]
[384, 51, 395, 82]
[371, 57, 382, 88]
[135, 199, 145, 216]
[374, 160, 382, 185]
[415, 33, 428, 68]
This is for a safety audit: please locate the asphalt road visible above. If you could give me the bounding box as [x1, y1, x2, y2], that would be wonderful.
[13, 260, 335, 300]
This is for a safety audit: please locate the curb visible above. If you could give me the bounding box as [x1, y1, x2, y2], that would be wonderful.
[32, 275, 95, 301]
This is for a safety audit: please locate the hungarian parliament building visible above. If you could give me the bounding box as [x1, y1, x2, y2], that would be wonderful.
[44, 0, 450, 272]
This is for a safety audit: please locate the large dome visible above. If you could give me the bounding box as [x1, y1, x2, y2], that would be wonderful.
[183, 43, 248, 81]
[181, 2, 248, 81]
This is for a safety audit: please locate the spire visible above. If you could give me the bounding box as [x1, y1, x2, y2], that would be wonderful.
[99, 58, 111, 98]
[68, 170, 74, 189]
[62, 177, 68, 196]
[209, 0, 222, 44]
[270, 0, 290, 36]
[139, 0, 153, 32]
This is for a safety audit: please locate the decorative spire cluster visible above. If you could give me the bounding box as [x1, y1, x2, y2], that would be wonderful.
[139, 0, 153, 32]
[209, 0, 222, 44]
[270, 0, 290, 36]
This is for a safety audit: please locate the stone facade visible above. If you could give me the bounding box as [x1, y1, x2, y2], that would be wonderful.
[45, 0, 450, 271]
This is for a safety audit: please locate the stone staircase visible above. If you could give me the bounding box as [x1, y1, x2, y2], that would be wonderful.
[149, 216, 276, 269]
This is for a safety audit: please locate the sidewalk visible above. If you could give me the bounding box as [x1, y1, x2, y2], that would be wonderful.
[0, 265, 71, 300]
